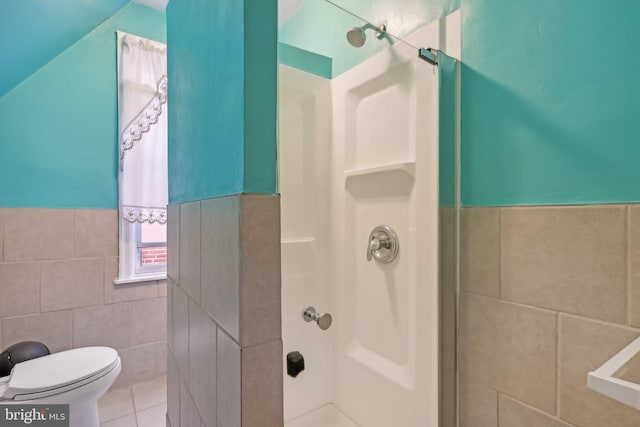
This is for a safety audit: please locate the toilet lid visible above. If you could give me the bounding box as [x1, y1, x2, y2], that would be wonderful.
[3, 347, 119, 398]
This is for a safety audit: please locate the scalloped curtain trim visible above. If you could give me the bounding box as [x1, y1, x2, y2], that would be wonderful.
[122, 206, 167, 224]
[119, 75, 168, 171]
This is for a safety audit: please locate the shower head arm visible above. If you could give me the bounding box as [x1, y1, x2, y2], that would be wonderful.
[323, 0, 439, 65]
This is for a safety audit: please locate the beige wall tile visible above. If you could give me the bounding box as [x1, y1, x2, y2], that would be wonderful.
[440, 207, 458, 427]
[0, 208, 4, 262]
[201, 196, 241, 341]
[460, 292, 557, 413]
[104, 256, 159, 304]
[167, 205, 180, 283]
[155, 341, 167, 376]
[167, 351, 180, 427]
[179, 201, 201, 303]
[241, 339, 283, 427]
[559, 314, 640, 427]
[158, 280, 167, 297]
[130, 297, 167, 345]
[41, 258, 103, 311]
[4, 208, 73, 261]
[3, 311, 72, 353]
[0, 262, 40, 317]
[461, 208, 500, 297]
[501, 206, 626, 322]
[459, 377, 497, 427]
[499, 395, 572, 427]
[73, 302, 132, 349]
[73, 209, 118, 257]
[167, 279, 174, 351]
[629, 206, 640, 326]
[180, 380, 202, 427]
[217, 328, 241, 427]
[172, 283, 189, 382]
[241, 195, 281, 347]
[188, 300, 217, 427]
[115, 343, 158, 388]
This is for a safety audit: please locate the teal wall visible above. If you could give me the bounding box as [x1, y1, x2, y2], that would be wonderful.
[461, 0, 640, 206]
[0, 0, 129, 97]
[168, 0, 277, 203]
[0, 3, 166, 208]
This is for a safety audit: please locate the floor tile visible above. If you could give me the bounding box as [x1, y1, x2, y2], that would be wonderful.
[99, 387, 135, 423]
[132, 375, 167, 411]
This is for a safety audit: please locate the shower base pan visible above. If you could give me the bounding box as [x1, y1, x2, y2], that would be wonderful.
[286, 404, 360, 427]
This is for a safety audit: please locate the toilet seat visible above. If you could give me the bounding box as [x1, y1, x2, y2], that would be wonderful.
[1, 347, 119, 401]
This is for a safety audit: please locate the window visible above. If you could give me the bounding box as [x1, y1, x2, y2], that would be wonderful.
[115, 32, 168, 284]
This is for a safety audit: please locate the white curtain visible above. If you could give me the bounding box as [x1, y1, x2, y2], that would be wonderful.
[117, 31, 168, 224]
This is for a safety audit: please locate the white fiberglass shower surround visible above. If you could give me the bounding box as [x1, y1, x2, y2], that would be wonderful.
[279, 11, 461, 427]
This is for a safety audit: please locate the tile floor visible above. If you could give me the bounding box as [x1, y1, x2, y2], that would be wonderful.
[285, 404, 360, 427]
[99, 376, 167, 427]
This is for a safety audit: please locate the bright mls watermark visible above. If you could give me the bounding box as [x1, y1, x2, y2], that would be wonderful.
[0, 405, 69, 426]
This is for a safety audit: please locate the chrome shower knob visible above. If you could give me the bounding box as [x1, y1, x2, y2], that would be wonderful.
[302, 306, 332, 330]
[367, 225, 399, 263]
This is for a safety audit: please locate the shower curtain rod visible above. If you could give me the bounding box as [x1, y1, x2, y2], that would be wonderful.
[323, 0, 438, 66]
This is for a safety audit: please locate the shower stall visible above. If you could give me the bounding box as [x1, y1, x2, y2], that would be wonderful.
[279, 10, 460, 427]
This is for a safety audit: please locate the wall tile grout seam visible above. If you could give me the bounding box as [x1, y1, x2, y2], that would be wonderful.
[37, 260, 42, 315]
[497, 390, 576, 426]
[555, 311, 560, 417]
[460, 289, 640, 332]
[626, 205, 632, 326]
[239, 196, 245, 348]
[0, 208, 4, 263]
[498, 207, 502, 300]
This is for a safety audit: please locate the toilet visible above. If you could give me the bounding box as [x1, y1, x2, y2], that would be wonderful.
[0, 346, 121, 427]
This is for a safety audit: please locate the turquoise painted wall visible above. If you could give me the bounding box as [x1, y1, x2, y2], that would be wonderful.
[0, 4, 165, 208]
[0, 3, 166, 208]
[0, 0, 129, 97]
[168, 0, 277, 203]
[461, 0, 640, 206]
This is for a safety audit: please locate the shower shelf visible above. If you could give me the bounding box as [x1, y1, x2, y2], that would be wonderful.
[588, 336, 640, 410]
[345, 161, 415, 180]
[281, 237, 315, 245]
[344, 162, 416, 196]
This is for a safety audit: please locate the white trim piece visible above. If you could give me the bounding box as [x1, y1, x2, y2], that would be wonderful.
[113, 273, 166, 285]
[587, 336, 640, 410]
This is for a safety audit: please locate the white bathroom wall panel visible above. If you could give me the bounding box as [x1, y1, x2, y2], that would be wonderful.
[279, 65, 333, 422]
[281, 10, 461, 426]
[330, 20, 441, 427]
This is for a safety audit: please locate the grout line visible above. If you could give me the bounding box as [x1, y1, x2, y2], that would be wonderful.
[464, 290, 640, 332]
[496, 391, 500, 427]
[626, 205, 632, 326]
[71, 210, 76, 259]
[555, 311, 560, 416]
[498, 207, 502, 300]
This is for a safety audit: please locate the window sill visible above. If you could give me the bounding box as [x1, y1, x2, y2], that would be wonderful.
[113, 273, 167, 285]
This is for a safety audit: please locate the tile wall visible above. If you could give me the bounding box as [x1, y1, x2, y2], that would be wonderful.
[166, 194, 283, 427]
[0, 208, 167, 387]
[460, 205, 640, 427]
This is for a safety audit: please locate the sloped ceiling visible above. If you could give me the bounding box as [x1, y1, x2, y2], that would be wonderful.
[0, 0, 131, 97]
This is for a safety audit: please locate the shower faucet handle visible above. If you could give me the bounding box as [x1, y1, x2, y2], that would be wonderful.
[302, 306, 332, 330]
[367, 225, 399, 263]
